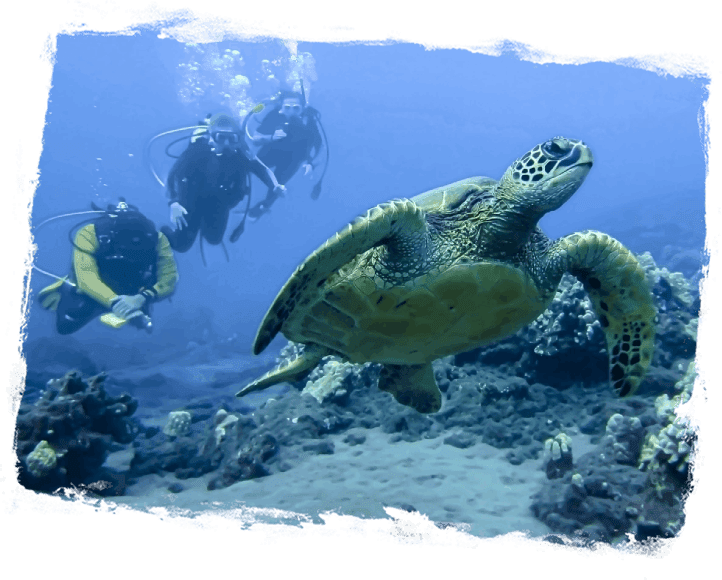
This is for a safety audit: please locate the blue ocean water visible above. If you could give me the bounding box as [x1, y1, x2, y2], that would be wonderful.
[29, 34, 706, 344]
[20, 32, 706, 541]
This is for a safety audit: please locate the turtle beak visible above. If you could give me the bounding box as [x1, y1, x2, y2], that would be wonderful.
[575, 142, 594, 168]
[556, 140, 593, 171]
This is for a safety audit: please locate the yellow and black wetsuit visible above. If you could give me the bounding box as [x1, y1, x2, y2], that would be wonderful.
[41, 223, 178, 335]
[72, 223, 177, 307]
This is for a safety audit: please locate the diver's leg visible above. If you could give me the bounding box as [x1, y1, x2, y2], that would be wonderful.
[201, 197, 230, 245]
[253, 159, 301, 215]
[247, 186, 277, 219]
[247, 151, 286, 218]
[274, 160, 302, 187]
[55, 286, 106, 335]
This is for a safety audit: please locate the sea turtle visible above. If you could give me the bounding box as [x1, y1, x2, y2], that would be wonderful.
[236, 137, 656, 413]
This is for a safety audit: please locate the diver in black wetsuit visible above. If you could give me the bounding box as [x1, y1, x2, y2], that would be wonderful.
[160, 113, 285, 253]
[244, 90, 327, 223]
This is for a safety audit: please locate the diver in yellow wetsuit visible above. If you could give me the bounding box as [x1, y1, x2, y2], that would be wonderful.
[38, 201, 178, 334]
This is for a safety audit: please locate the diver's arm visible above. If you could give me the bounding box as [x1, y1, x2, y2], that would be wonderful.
[249, 131, 274, 144]
[247, 108, 275, 143]
[166, 147, 199, 203]
[72, 224, 119, 307]
[247, 116, 273, 143]
[166, 159, 183, 204]
[249, 156, 280, 189]
[144, 233, 179, 301]
[306, 121, 325, 167]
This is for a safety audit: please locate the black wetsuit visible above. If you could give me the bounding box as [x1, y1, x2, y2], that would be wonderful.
[165, 139, 276, 252]
[56, 287, 109, 335]
[251, 108, 323, 214]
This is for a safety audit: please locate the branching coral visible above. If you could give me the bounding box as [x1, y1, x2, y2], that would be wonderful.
[602, 413, 644, 466]
[302, 357, 358, 403]
[543, 432, 573, 479]
[639, 361, 696, 477]
[526, 275, 605, 357]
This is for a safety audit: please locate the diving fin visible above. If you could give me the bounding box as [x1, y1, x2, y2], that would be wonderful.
[229, 221, 245, 243]
[100, 311, 149, 330]
[38, 277, 69, 311]
[311, 181, 322, 200]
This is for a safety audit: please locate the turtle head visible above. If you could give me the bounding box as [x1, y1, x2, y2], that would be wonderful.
[496, 137, 593, 216]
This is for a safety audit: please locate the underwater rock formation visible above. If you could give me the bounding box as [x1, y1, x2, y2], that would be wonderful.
[16, 255, 698, 545]
[453, 252, 698, 397]
[638, 361, 695, 511]
[529, 360, 696, 543]
[15, 371, 139, 495]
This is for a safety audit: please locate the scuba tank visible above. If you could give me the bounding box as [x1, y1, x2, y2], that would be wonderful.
[89, 201, 159, 296]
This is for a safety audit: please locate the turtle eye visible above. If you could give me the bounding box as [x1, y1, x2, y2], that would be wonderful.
[541, 140, 568, 159]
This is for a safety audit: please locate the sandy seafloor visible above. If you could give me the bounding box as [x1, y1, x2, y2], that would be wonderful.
[109, 426, 579, 537]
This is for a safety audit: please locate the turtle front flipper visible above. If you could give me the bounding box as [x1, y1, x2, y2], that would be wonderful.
[378, 362, 442, 414]
[253, 199, 430, 355]
[547, 230, 657, 397]
[236, 343, 332, 398]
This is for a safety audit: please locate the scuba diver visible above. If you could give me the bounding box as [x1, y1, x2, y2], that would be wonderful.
[36, 201, 179, 335]
[159, 113, 285, 255]
[243, 87, 329, 225]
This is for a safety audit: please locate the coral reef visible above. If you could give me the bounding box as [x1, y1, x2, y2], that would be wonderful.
[639, 361, 696, 490]
[543, 433, 573, 479]
[601, 414, 644, 466]
[15, 371, 139, 494]
[454, 252, 698, 400]
[530, 362, 696, 543]
[17, 254, 699, 545]
[163, 410, 192, 437]
[302, 356, 379, 406]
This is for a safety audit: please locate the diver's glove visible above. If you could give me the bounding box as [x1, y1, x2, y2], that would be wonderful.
[273, 184, 287, 197]
[302, 163, 313, 177]
[111, 294, 147, 319]
[272, 129, 287, 140]
[170, 202, 188, 230]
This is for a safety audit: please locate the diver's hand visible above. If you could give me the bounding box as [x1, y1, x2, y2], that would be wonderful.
[111, 294, 147, 319]
[302, 163, 313, 177]
[170, 202, 188, 230]
[273, 184, 287, 197]
[272, 129, 287, 140]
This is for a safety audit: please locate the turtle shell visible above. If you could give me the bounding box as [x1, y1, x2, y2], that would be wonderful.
[282, 254, 552, 365]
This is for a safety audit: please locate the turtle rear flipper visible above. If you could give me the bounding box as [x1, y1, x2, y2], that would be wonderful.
[549, 230, 657, 396]
[253, 199, 430, 355]
[378, 362, 441, 414]
[236, 343, 332, 398]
